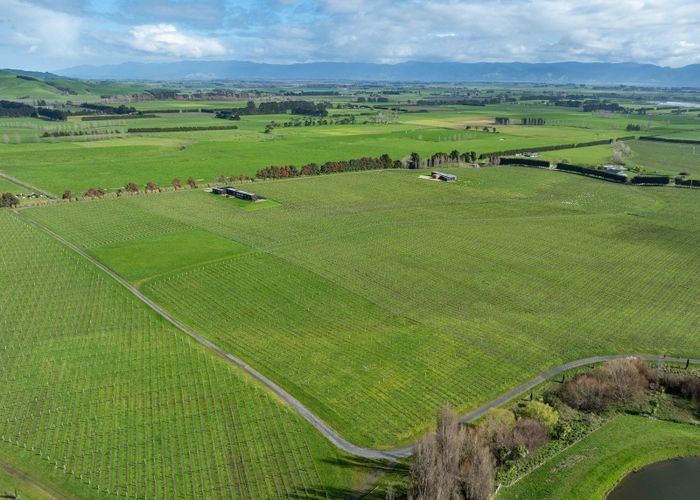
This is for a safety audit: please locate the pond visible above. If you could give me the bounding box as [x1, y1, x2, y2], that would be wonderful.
[607, 456, 700, 500]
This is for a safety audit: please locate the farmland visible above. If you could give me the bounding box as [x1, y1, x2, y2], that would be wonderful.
[3, 79, 700, 497]
[25, 166, 700, 448]
[2, 97, 700, 195]
[0, 210, 361, 498]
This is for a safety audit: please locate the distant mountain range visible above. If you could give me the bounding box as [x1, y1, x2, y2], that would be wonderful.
[56, 61, 700, 86]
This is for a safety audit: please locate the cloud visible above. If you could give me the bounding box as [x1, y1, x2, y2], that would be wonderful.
[4, 0, 700, 70]
[0, 0, 83, 67]
[128, 24, 227, 57]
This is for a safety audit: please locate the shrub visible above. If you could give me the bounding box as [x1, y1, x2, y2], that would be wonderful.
[0, 192, 19, 208]
[519, 401, 559, 433]
[560, 358, 656, 411]
[559, 372, 613, 412]
[511, 418, 549, 452]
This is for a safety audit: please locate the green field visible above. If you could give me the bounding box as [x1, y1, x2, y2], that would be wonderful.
[3, 101, 700, 195]
[500, 415, 700, 499]
[26, 167, 700, 448]
[0, 210, 363, 498]
[4, 83, 700, 496]
[539, 139, 700, 176]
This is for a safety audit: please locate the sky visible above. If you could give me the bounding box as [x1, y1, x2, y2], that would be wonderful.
[1, 0, 700, 71]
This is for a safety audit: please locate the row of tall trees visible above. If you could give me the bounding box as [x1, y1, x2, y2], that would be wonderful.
[256, 154, 401, 179]
[236, 100, 329, 117]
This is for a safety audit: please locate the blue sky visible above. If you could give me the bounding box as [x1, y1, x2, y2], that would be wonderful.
[2, 0, 700, 71]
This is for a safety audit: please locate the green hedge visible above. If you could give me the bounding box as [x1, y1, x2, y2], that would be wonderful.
[500, 157, 551, 167]
[639, 136, 700, 145]
[556, 163, 627, 183]
[631, 175, 671, 185]
[127, 125, 239, 133]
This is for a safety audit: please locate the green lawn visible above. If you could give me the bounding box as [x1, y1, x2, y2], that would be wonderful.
[27, 167, 700, 448]
[0, 210, 361, 499]
[500, 415, 700, 499]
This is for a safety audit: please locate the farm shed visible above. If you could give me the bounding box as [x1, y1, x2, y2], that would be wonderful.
[431, 171, 457, 182]
[224, 187, 260, 201]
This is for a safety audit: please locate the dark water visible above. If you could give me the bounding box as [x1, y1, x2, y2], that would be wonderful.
[607, 456, 700, 500]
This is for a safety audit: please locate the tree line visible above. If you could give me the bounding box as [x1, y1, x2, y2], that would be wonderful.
[256, 154, 402, 179]
[233, 100, 329, 117]
[127, 125, 239, 133]
[0, 101, 67, 121]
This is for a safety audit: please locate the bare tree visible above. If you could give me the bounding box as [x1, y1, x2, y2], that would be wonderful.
[409, 404, 494, 500]
[460, 428, 495, 500]
[410, 404, 465, 500]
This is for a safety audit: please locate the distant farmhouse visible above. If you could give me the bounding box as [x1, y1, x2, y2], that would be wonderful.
[431, 171, 457, 182]
[210, 186, 265, 201]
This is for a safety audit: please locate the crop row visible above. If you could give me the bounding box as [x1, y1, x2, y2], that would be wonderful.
[0, 212, 340, 498]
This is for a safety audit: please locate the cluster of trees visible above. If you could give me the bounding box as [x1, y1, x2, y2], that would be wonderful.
[263, 115, 356, 133]
[144, 89, 180, 99]
[0, 101, 67, 120]
[410, 401, 560, 500]
[356, 96, 390, 103]
[582, 100, 626, 113]
[80, 103, 137, 115]
[420, 151, 477, 168]
[127, 125, 238, 133]
[236, 100, 329, 117]
[626, 123, 642, 131]
[256, 154, 401, 179]
[560, 358, 699, 412]
[36, 107, 68, 121]
[214, 110, 242, 120]
[465, 125, 498, 133]
[410, 358, 700, 499]
[0, 100, 37, 118]
[611, 139, 631, 164]
[0, 192, 19, 208]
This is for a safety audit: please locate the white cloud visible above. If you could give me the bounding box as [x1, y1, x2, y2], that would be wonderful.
[0, 0, 82, 64]
[128, 24, 227, 58]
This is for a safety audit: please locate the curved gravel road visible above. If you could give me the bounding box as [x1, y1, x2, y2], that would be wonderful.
[17, 211, 700, 461]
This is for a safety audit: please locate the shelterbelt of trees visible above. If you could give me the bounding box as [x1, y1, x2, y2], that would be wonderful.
[255, 150, 477, 179]
[0, 100, 67, 120]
